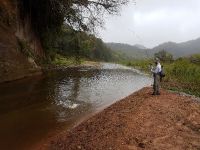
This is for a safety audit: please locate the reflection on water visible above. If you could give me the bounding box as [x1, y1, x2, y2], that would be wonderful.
[0, 63, 152, 150]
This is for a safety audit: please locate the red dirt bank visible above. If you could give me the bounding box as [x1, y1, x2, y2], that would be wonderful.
[43, 87, 200, 150]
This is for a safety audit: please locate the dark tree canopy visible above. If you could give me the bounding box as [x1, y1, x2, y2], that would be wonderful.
[67, 0, 129, 31]
[18, 0, 129, 36]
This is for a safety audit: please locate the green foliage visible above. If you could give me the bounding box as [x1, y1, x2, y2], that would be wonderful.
[189, 54, 200, 64]
[106, 43, 150, 60]
[154, 50, 173, 62]
[122, 59, 152, 72]
[163, 58, 200, 96]
[91, 38, 112, 61]
[111, 51, 129, 62]
[44, 25, 120, 63]
[17, 38, 34, 58]
[17, 0, 129, 63]
[51, 54, 83, 66]
[123, 57, 200, 97]
[165, 59, 200, 82]
[18, 0, 128, 41]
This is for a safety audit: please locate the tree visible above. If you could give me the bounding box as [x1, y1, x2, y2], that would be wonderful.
[18, 0, 130, 55]
[154, 50, 174, 62]
[55, 26, 95, 57]
[92, 38, 113, 61]
[49, 25, 114, 62]
[18, 0, 129, 35]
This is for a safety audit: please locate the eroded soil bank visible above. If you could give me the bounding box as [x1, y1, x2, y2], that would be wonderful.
[41, 87, 200, 150]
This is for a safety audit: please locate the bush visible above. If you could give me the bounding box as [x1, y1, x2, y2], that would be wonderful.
[51, 54, 80, 66]
[122, 58, 200, 97]
[165, 59, 200, 82]
[154, 50, 174, 62]
[190, 54, 200, 64]
[163, 58, 200, 96]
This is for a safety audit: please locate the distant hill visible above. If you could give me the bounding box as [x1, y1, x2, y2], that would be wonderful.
[106, 43, 150, 59]
[134, 44, 147, 49]
[106, 38, 200, 59]
[152, 38, 200, 58]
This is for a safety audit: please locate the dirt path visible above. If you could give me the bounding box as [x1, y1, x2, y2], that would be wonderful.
[42, 87, 200, 150]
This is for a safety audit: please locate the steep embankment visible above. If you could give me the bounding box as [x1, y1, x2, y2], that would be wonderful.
[0, 0, 44, 83]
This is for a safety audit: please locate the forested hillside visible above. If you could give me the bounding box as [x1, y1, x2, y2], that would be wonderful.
[107, 37, 200, 59]
[0, 0, 128, 82]
[151, 38, 200, 58]
[106, 43, 150, 59]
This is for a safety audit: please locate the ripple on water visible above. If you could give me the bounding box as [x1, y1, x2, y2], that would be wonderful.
[0, 63, 152, 150]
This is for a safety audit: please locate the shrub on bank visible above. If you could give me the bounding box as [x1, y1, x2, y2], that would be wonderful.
[123, 58, 200, 97]
[51, 54, 83, 66]
[164, 58, 200, 96]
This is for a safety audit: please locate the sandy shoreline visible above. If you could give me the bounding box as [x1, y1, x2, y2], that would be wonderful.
[37, 87, 200, 150]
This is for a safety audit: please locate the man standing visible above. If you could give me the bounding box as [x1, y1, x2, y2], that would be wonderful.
[151, 59, 162, 95]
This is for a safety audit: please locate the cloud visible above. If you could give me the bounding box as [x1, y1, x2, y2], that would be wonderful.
[98, 0, 200, 48]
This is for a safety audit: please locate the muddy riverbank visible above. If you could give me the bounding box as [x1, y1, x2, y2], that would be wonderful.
[45, 87, 200, 150]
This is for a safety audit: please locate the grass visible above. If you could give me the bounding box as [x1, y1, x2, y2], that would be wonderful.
[122, 58, 200, 97]
[121, 59, 152, 73]
[163, 59, 200, 97]
[17, 38, 34, 58]
[51, 54, 84, 66]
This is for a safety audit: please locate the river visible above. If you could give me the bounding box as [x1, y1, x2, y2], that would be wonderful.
[0, 63, 152, 150]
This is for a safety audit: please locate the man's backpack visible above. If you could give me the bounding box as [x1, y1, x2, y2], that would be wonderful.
[159, 69, 165, 77]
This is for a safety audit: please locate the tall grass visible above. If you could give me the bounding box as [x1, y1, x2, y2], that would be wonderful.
[164, 59, 200, 96]
[165, 59, 200, 82]
[122, 58, 200, 97]
[51, 54, 83, 66]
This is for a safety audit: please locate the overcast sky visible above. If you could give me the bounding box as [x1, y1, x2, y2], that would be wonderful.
[98, 0, 200, 48]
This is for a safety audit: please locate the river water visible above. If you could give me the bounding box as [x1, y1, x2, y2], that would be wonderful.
[0, 63, 152, 150]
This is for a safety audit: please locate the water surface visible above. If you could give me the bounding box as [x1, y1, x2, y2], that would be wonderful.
[0, 63, 152, 150]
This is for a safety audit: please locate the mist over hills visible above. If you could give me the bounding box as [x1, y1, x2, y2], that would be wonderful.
[152, 38, 200, 58]
[106, 38, 200, 59]
[106, 43, 150, 59]
[133, 44, 147, 49]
